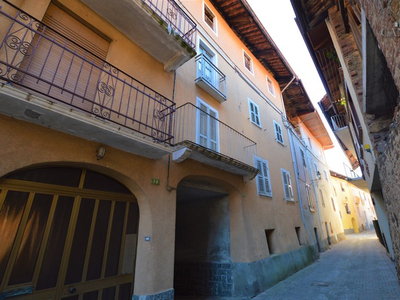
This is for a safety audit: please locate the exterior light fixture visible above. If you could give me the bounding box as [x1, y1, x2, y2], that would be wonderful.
[316, 171, 322, 180]
[96, 145, 106, 160]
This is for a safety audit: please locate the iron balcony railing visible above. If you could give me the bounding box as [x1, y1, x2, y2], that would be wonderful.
[195, 53, 227, 100]
[0, 3, 175, 143]
[142, 0, 196, 51]
[172, 103, 257, 167]
[331, 114, 348, 131]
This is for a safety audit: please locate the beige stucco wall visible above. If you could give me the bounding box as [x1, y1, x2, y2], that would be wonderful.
[0, 0, 313, 296]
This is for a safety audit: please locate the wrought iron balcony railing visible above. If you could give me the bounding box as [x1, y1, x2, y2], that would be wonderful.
[0, 4, 175, 143]
[172, 103, 257, 168]
[142, 0, 196, 51]
[331, 114, 348, 131]
[195, 54, 227, 102]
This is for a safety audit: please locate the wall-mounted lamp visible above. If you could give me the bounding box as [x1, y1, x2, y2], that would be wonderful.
[311, 171, 322, 184]
[96, 145, 106, 160]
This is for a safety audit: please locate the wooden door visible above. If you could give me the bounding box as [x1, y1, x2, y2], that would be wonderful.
[0, 168, 138, 300]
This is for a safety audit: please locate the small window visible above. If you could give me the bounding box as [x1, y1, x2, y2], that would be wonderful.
[345, 203, 351, 214]
[331, 197, 336, 211]
[281, 169, 294, 201]
[248, 99, 261, 127]
[333, 186, 337, 196]
[243, 51, 253, 74]
[340, 182, 345, 192]
[319, 189, 325, 207]
[274, 120, 284, 145]
[204, 4, 216, 32]
[265, 229, 276, 255]
[324, 170, 328, 180]
[295, 227, 302, 245]
[300, 149, 306, 167]
[255, 156, 272, 197]
[267, 76, 275, 96]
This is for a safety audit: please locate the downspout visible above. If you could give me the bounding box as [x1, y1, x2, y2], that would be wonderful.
[166, 70, 178, 192]
[281, 75, 310, 237]
[305, 147, 324, 251]
[288, 126, 308, 231]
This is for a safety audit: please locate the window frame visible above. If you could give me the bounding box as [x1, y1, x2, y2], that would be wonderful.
[266, 75, 275, 96]
[300, 148, 307, 167]
[281, 168, 294, 201]
[273, 120, 284, 145]
[254, 156, 273, 197]
[196, 98, 220, 152]
[248, 98, 261, 127]
[243, 49, 254, 75]
[203, 2, 218, 35]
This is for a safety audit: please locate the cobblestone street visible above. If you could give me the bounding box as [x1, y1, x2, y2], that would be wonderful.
[253, 230, 400, 299]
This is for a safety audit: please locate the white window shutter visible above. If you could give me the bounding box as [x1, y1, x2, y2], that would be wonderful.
[209, 109, 218, 151]
[256, 159, 266, 195]
[262, 161, 271, 195]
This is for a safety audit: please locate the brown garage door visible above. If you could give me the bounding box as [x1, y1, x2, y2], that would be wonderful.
[0, 167, 138, 300]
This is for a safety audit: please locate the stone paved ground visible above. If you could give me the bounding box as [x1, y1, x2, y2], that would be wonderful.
[252, 229, 400, 300]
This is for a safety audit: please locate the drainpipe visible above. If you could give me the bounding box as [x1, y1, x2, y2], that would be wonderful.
[305, 147, 324, 250]
[287, 126, 308, 232]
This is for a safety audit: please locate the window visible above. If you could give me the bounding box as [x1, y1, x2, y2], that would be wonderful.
[333, 186, 337, 196]
[204, 4, 216, 33]
[340, 182, 345, 192]
[265, 229, 276, 255]
[198, 40, 216, 85]
[300, 149, 306, 167]
[248, 99, 261, 127]
[266, 76, 275, 96]
[281, 169, 294, 201]
[306, 183, 313, 210]
[295, 227, 302, 245]
[254, 156, 272, 197]
[331, 197, 336, 211]
[274, 120, 284, 145]
[196, 98, 219, 152]
[319, 189, 325, 207]
[345, 203, 351, 214]
[243, 50, 253, 74]
[324, 170, 328, 180]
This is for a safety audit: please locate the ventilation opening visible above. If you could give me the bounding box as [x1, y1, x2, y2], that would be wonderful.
[295, 227, 302, 245]
[265, 229, 276, 255]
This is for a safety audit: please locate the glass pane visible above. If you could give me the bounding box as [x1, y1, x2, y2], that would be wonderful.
[9, 194, 53, 285]
[102, 286, 116, 300]
[65, 198, 95, 285]
[0, 191, 29, 284]
[83, 171, 130, 194]
[86, 200, 111, 281]
[126, 203, 139, 235]
[122, 203, 139, 275]
[36, 196, 74, 290]
[6, 168, 81, 187]
[118, 283, 131, 300]
[199, 111, 207, 137]
[83, 291, 98, 300]
[105, 202, 125, 277]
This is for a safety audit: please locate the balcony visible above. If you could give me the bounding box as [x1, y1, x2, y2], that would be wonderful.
[82, 0, 197, 71]
[195, 54, 227, 103]
[331, 114, 348, 131]
[0, 5, 175, 159]
[171, 103, 258, 180]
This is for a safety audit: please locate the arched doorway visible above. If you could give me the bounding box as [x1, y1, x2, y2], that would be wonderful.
[0, 167, 139, 299]
[174, 177, 231, 298]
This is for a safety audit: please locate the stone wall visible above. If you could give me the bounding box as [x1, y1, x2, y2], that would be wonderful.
[358, 0, 400, 279]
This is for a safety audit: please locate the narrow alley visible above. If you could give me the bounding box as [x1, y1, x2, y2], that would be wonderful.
[253, 230, 400, 299]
